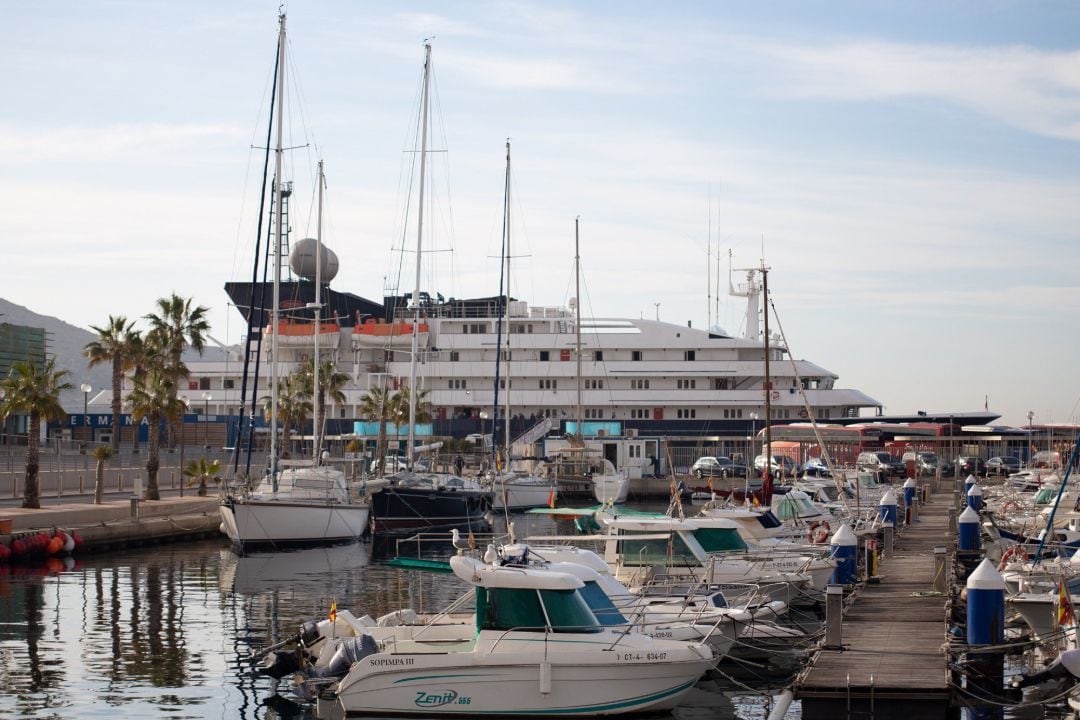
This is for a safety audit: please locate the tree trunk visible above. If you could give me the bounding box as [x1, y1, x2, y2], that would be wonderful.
[198, 476, 207, 497]
[146, 412, 161, 500]
[22, 413, 41, 509]
[110, 359, 122, 454]
[94, 458, 105, 504]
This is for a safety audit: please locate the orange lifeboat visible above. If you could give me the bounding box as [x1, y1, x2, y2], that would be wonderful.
[265, 320, 342, 346]
[352, 318, 429, 348]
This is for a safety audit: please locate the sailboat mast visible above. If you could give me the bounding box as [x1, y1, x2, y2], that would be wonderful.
[762, 259, 773, 502]
[313, 159, 324, 463]
[407, 42, 432, 466]
[503, 141, 512, 460]
[575, 217, 582, 432]
[270, 12, 286, 488]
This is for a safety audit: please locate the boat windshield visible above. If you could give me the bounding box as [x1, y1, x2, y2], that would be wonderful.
[693, 527, 750, 553]
[617, 534, 698, 567]
[578, 581, 627, 626]
[479, 587, 602, 634]
[755, 511, 783, 529]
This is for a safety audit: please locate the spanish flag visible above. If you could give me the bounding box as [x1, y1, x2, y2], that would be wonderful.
[1058, 579, 1076, 626]
[548, 487, 556, 508]
[329, 600, 337, 623]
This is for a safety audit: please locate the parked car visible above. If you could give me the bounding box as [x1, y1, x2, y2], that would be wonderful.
[801, 458, 833, 478]
[955, 456, 987, 477]
[901, 451, 939, 476]
[691, 456, 748, 479]
[857, 451, 906, 478]
[371, 456, 409, 474]
[753, 454, 799, 478]
[939, 460, 956, 477]
[986, 456, 1022, 477]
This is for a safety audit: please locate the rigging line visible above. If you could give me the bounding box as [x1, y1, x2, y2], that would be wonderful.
[234, 33, 280, 477]
[768, 294, 851, 516]
[429, 60, 458, 300]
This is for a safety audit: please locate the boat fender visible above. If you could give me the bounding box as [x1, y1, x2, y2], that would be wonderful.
[307, 634, 378, 679]
[998, 546, 1029, 570]
[808, 521, 831, 544]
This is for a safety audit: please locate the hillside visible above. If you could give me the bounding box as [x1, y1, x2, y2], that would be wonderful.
[0, 298, 111, 411]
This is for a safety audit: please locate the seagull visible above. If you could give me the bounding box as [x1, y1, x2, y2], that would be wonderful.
[451, 529, 468, 555]
[484, 544, 498, 565]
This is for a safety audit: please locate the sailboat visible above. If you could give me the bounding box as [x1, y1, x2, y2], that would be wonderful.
[368, 42, 492, 536]
[488, 142, 558, 512]
[219, 15, 369, 550]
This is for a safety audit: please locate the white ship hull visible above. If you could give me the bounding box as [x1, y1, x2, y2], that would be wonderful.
[219, 498, 369, 548]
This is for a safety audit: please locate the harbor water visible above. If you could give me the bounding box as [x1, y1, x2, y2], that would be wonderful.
[0, 510, 806, 720]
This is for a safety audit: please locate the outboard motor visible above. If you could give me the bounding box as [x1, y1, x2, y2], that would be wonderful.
[305, 634, 378, 680]
[255, 621, 325, 679]
[1012, 648, 1080, 687]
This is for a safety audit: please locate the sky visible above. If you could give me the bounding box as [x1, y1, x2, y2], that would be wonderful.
[4, 1, 1079, 429]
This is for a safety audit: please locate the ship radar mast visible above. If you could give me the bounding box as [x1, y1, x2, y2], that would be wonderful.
[728, 249, 763, 342]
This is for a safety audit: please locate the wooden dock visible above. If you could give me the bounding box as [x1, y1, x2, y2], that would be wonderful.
[795, 490, 954, 720]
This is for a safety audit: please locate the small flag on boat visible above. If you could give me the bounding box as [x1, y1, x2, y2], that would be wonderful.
[329, 600, 337, 623]
[1058, 579, 1076, 626]
[752, 494, 761, 507]
[548, 487, 556, 508]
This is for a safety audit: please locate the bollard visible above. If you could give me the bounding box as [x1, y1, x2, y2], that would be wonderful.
[964, 473, 977, 497]
[967, 483, 983, 512]
[911, 493, 920, 523]
[79, 473, 85, 494]
[966, 559, 1006, 720]
[883, 525, 894, 558]
[824, 584, 844, 649]
[133, 476, 144, 500]
[864, 538, 879, 581]
[130, 496, 140, 519]
[949, 507, 957, 532]
[959, 505, 981, 552]
[933, 546, 948, 593]
[830, 524, 858, 585]
[878, 489, 898, 529]
[117, 472, 123, 492]
[903, 478, 917, 520]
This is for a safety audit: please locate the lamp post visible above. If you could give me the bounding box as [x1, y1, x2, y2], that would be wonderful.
[179, 396, 189, 495]
[80, 383, 92, 442]
[749, 412, 758, 471]
[202, 392, 213, 450]
[1027, 410, 1035, 465]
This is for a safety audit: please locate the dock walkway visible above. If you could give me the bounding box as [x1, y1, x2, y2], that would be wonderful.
[795, 491, 953, 720]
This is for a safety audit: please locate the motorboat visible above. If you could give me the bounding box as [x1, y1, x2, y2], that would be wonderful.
[306, 553, 715, 716]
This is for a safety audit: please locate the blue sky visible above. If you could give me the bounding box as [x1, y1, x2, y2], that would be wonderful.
[4, 1, 1079, 428]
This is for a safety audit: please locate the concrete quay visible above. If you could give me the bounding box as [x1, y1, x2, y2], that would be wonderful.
[0, 496, 223, 553]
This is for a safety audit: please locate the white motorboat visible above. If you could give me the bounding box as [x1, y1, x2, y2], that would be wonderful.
[310, 553, 715, 716]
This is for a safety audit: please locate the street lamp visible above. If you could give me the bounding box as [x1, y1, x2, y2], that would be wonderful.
[80, 383, 92, 441]
[1027, 410, 1035, 463]
[202, 392, 213, 449]
[749, 412, 759, 469]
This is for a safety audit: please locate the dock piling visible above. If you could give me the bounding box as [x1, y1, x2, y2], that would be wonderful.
[883, 525, 894, 559]
[825, 584, 844, 648]
[933, 546, 948, 593]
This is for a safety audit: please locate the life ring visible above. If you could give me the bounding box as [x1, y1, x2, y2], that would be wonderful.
[807, 521, 831, 544]
[798, 409, 809, 419]
[999, 546, 1029, 570]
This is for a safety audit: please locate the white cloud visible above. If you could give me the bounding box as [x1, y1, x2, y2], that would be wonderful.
[755, 40, 1080, 141]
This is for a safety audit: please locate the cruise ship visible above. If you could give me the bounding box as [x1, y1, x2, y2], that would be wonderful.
[189, 256, 880, 450]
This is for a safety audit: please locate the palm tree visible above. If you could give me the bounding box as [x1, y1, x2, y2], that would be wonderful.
[359, 386, 393, 476]
[127, 360, 185, 501]
[261, 374, 312, 459]
[124, 331, 149, 453]
[182, 457, 221, 497]
[145, 294, 210, 447]
[296, 358, 350, 453]
[0, 359, 72, 508]
[387, 386, 432, 467]
[84, 315, 137, 454]
[90, 445, 113, 504]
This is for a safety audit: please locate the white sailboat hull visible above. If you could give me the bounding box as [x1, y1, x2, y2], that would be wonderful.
[593, 473, 629, 504]
[219, 498, 369, 548]
[492, 475, 557, 511]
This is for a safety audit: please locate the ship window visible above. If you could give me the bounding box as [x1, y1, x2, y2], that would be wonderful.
[684, 350, 696, 361]
[540, 379, 557, 390]
[578, 582, 627, 626]
[714, 378, 730, 390]
[223, 378, 235, 389]
[737, 409, 743, 418]
[693, 527, 749, 553]
[594, 351, 603, 361]
[199, 377, 211, 390]
[539, 351, 550, 361]
[632, 351, 642, 361]
[617, 535, 697, 567]
[449, 351, 460, 362]
[449, 379, 467, 390]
